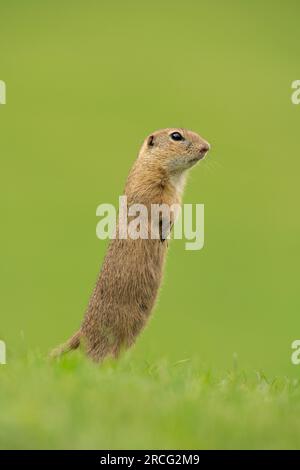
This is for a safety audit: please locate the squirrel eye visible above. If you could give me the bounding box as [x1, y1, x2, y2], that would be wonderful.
[170, 132, 184, 141]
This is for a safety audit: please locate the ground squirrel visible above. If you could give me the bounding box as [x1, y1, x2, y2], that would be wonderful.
[51, 128, 210, 362]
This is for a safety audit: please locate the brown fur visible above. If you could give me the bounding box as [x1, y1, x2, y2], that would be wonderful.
[50, 128, 210, 362]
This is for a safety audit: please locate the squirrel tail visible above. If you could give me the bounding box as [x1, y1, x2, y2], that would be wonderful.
[49, 330, 82, 359]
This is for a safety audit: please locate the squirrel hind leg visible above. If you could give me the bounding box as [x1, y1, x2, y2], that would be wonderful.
[85, 333, 123, 363]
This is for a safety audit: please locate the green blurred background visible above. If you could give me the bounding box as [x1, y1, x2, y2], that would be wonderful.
[1, 0, 299, 376]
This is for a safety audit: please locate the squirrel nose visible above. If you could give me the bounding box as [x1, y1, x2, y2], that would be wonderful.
[200, 142, 210, 153]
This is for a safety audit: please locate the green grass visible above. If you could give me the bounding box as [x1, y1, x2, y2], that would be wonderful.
[1, 352, 300, 450]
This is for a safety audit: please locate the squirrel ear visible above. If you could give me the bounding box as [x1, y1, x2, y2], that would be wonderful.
[147, 135, 155, 147]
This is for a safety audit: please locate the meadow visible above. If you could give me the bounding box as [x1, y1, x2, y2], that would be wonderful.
[1, 0, 300, 449]
[1, 353, 300, 449]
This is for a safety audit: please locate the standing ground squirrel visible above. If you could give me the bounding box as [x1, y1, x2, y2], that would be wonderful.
[51, 128, 210, 362]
